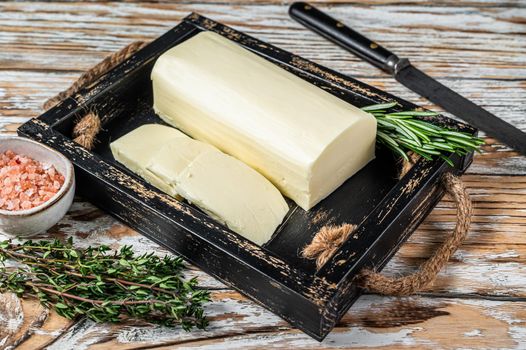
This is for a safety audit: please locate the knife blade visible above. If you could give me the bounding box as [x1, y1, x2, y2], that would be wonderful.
[289, 2, 526, 156]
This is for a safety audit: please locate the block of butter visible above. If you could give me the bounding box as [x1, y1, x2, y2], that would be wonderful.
[151, 31, 377, 210]
[110, 124, 288, 245]
[174, 150, 289, 245]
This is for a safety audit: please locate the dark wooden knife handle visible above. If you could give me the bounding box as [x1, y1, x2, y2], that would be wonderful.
[289, 2, 400, 74]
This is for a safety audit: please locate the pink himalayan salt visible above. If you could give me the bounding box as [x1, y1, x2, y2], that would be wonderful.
[0, 150, 65, 211]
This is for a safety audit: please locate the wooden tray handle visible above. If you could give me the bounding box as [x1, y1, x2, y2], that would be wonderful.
[43, 41, 147, 150]
[357, 173, 472, 296]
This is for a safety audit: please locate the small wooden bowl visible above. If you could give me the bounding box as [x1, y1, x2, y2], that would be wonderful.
[0, 136, 75, 237]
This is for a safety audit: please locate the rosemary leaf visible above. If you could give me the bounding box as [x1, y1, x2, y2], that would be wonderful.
[362, 102, 484, 165]
[361, 102, 399, 111]
[386, 111, 438, 117]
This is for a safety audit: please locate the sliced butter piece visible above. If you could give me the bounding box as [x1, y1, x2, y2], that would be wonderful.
[110, 124, 187, 196]
[151, 31, 377, 210]
[175, 151, 289, 246]
[146, 137, 218, 192]
[110, 124, 288, 246]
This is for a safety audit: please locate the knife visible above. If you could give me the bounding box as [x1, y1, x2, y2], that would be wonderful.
[289, 2, 526, 156]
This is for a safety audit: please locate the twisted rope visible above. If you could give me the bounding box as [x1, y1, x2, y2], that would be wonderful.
[358, 173, 472, 295]
[43, 41, 147, 149]
[302, 172, 472, 296]
[301, 223, 356, 270]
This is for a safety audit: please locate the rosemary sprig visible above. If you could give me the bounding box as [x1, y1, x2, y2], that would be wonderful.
[361, 102, 485, 166]
[0, 238, 209, 330]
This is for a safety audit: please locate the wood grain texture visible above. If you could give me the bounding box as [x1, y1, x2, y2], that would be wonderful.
[0, 0, 525, 348]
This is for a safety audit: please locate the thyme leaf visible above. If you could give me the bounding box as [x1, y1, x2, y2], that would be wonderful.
[0, 238, 209, 330]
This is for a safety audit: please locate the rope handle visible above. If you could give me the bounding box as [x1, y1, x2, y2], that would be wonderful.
[303, 172, 472, 296]
[357, 173, 472, 295]
[43, 41, 147, 149]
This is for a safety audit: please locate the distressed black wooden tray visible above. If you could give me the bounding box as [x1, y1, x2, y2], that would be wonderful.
[18, 13, 475, 341]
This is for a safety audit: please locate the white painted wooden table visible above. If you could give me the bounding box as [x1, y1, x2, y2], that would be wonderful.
[0, 1, 525, 349]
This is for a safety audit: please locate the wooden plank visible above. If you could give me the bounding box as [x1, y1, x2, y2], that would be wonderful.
[6, 0, 526, 7]
[12, 294, 526, 350]
[0, 3, 524, 78]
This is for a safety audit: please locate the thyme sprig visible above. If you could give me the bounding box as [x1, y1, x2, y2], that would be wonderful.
[0, 238, 209, 330]
[362, 102, 485, 166]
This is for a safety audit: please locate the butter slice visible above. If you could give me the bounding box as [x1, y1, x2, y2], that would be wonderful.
[110, 124, 288, 245]
[176, 151, 289, 246]
[147, 137, 217, 194]
[110, 124, 186, 196]
[151, 31, 377, 210]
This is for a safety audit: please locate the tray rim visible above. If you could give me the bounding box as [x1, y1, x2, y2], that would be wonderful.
[18, 13, 476, 340]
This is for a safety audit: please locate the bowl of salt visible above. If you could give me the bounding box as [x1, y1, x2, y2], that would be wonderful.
[0, 136, 75, 237]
